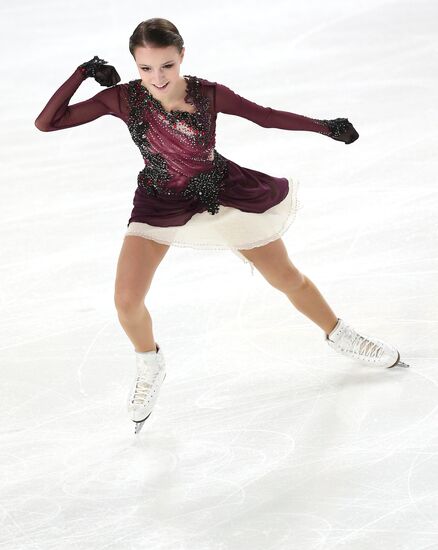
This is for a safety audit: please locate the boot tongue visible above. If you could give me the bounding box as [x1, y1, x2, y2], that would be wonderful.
[135, 345, 161, 374]
[137, 362, 159, 381]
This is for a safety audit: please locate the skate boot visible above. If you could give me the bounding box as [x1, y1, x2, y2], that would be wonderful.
[325, 318, 410, 369]
[127, 342, 167, 434]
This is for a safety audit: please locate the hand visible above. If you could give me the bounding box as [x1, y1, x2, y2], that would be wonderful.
[321, 118, 359, 144]
[78, 55, 121, 87]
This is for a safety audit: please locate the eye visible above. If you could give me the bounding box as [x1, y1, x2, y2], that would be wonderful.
[141, 64, 174, 71]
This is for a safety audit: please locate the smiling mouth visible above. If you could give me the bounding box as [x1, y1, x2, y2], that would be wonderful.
[154, 82, 169, 89]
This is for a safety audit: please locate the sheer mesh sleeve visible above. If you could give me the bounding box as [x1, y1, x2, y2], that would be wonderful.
[34, 67, 128, 131]
[214, 81, 331, 136]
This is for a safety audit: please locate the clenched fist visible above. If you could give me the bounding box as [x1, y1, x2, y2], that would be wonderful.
[320, 118, 359, 144]
[78, 55, 121, 87]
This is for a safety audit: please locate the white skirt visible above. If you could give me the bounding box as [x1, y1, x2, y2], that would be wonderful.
[124, 176, 302, 276]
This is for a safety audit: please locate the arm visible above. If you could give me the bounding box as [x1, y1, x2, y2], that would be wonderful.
[34, 67, 125, 132]
[214, 82, 360, 143]
[214, 82, 331, 135]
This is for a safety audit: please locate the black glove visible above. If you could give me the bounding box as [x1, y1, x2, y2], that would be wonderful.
[320, 118, 359, 144]
[78, 55, 121, 87]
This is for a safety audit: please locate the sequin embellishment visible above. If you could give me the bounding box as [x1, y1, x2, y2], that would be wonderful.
[127, 75, 229, 214]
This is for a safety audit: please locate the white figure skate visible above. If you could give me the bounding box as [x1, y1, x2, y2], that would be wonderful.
[325, 318, 410, 369]
[127, 342, 167, 434]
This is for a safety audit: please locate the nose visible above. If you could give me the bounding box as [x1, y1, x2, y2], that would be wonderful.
[151, 68, 167, 82]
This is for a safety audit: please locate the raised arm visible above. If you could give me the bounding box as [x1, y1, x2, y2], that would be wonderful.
[214, 82, 359, 143]
[34, 67, 127, 132]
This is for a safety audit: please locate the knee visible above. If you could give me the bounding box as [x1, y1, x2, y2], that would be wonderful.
[271, 268, 306, 293]
[114, 290, 145, 318]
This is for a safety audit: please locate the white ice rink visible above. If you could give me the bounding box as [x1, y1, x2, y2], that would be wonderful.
[1, 0, 438, 548]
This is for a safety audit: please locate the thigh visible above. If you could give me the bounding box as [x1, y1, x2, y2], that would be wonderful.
[238, 238, 303, 287]
[114, 235, 170, 303]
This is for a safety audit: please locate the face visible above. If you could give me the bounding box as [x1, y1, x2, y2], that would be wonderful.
[134, 44, 185, 96]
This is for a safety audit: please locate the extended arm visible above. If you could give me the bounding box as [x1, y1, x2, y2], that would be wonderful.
[214, 82, 359, 143]
[34, 64, 124, 132]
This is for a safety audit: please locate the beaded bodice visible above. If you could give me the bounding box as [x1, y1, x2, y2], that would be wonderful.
[126, 75, 228, 214]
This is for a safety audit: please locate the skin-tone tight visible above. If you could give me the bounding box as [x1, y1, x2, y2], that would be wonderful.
[114, 236, 338, 353]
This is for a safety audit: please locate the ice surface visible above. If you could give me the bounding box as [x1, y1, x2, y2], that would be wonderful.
[1, 0, 437, 548]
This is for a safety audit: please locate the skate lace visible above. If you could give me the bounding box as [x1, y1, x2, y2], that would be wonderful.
[132, 371, 159, 405]
[344, 326, 383, 359]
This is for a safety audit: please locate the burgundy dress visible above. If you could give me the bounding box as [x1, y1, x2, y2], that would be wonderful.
[35, 67, 331, 273]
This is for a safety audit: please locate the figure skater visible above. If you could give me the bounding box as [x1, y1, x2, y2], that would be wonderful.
[35, 18, 409, 434]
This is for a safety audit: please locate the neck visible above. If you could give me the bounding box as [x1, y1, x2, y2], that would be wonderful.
[142, 76, 186, 105]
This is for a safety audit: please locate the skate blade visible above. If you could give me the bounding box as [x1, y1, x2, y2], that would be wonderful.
[133, 412, 152, 434]
[388, 360, 410, 369]
[394, 360, 410, 368]
[134, 420, 146, 434]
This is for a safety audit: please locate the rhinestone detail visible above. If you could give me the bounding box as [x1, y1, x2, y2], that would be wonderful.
[126, 75, 229, 215]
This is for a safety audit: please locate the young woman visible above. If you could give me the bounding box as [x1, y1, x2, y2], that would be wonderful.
[35, 18, 409, 434]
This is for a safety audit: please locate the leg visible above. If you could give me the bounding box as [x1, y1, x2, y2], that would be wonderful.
[114, 235, 170, 352]
[238, 238, 338, 335]
[237, 239, 410, 369]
